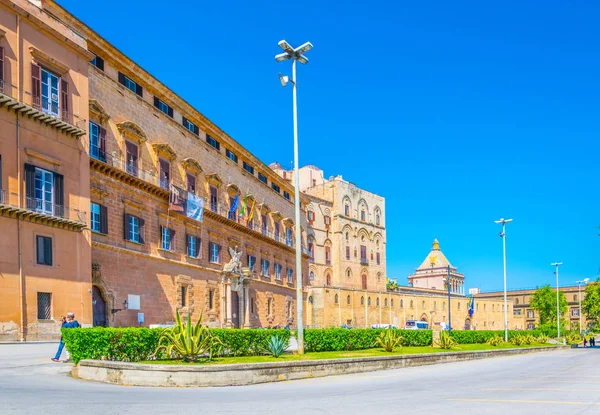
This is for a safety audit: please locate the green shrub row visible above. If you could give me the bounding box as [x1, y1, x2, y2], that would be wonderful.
[61, 327, 291, 364]
[449, 330, 545, 344]
[303, 328, 432, 352]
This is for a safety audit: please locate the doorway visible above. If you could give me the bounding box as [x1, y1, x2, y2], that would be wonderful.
[231, 290, 240, 328]
[92, 286, 107, 327]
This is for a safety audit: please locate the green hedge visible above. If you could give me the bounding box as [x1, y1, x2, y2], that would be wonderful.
[449, 330, 545, 344]
[304, 328, 432, 352]
[61, 327, 291, 364]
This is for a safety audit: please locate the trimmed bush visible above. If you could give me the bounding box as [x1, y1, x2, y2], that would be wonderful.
[304, 328, 432, 352]
[450, 330, 544, 344]
[62, 327, 291, 364]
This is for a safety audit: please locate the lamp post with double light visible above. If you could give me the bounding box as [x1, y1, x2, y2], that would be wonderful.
[551, 262, 563, 341]
[576, 278, 590, 335]
[495, 218, 513, 342]
[275, 39, 313, 354]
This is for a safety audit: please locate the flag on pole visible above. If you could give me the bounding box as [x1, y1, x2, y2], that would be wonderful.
[229, 193, 239, 215]
[240, 193, 247, 217]
[247, 197, 256, 222]
[468, 295, 475, 317]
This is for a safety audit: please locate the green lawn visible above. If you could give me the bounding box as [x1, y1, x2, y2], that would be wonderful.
[139, 343, 557, 365]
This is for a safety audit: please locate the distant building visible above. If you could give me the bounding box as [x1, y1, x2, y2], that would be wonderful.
[408, 239, 465, 295]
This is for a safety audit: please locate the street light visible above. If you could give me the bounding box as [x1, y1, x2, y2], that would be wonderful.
[275, 39, 313, 354]
[495, 218, 513, 342]
[576, 278, 590, 335]
[443, 265, 452, 332]
[551, 262, 563, 341]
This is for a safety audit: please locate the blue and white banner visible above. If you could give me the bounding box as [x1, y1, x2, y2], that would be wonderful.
[169, 185, 204, 223]
[186, 191, 205, 222]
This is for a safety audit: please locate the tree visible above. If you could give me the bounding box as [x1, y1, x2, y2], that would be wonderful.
[530, 285, 568, 325]
[582, 278, 600, 327]
[386, 278, 399, 291]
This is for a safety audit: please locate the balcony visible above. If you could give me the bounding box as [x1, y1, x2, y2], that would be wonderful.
[360, 257, 369, 266]
[0, 82, 86, 137]
[0, 190, 86, 231]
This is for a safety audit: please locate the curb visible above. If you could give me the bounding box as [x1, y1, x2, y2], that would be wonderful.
[73, 345, 567, 388]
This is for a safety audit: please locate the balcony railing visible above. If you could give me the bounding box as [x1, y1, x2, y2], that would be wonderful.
[90, 144, 161, 187]
[0, 82, 86, 134]
[0, 191, 86, 225]
[360, 257, 369, 265]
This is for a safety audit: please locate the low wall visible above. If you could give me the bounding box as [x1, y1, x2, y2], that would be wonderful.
[73, 346, 564, 388]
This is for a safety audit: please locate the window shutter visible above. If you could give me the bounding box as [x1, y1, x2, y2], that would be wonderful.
[185, 233, 190, 253]
[139, 218, 145, 243]
[100, 205, 108, 234]
[60, 79, 68, 122]
[195, 237, 201, 258]
[44, 237, 52, 266]
[153, 96, 159, 108]
[54, 172, 64, 216]
[135, 82, 143, 97]
[168, 106, 173, 118]
[169, 228, 175, 250]
[0, 46, 4, 87]
[118, 72, 125, 85]
[194, 124, 199, 135]
[123, 213, 129, 240]
[31, 64, 41, 109]
[98, 126, 107, 159]
[24, 164, 35, 206]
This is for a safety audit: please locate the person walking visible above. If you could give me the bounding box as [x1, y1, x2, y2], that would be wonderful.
[583, 337, 587, 348]
[51, 312, 80, 362]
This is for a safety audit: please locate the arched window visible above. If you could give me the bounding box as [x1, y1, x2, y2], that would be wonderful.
[326, 274, 331, 286]
[361, 296, 364, 305]
[376, 298, 380, 307]
[433, 301, 437, 309]
[309, 271, 314, 281]
[400, 299, 404, 308]
[347, 295, 351, 305]
[347, 269, 351, 278]
[361, 210, 366, 221]
[345, 232, 349, 241]
[335, 294, 339, 304]
[309, 296, 313, 304]
[377, 273, 381, 282]
[422, 301, 425, 309]
[368, 297, 371, 306]
[384, 298, 388, 307]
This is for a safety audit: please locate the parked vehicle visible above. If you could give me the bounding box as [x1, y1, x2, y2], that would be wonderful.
[405, 320, 429, 330]
[371, 323, 398, 329]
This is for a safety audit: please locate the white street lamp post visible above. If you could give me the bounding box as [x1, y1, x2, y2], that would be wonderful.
[551, 262, 563, 342]
[576, 278, 590, 335]
[495, 218, 513, 342]
[275, 39, 313, 354]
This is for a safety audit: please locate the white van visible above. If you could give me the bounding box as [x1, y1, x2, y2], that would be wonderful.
[405, 320, 429, 330]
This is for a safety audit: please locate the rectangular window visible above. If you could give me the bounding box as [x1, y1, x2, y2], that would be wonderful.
[243, 162, 254, 175]
[283, 191, 290, 200]
[258, 172, 268, 185]
[118, 72, 143, 96]
[186, 173, 196, 194]
[261, 259, 270, 277]
[33, 167, 54, 215]
[226, 149, 238, 163]
[154, 97, 173, 117]
[36, 236, 52, 266]
[209, 290, 214, 310]
[206, 135, 220, 150]
[360, 245, 367, 262]
[159, 158, 170, 190]
[376, 252, 381, 265]
[181, 286, 187, 307]
[161, 226, 174, 251]
[274, 222, 280, 240]
[209, 186, 218, 212]
[89, 121, 107, 162]
[187, 234, 200, 258]
[287, 268, 293, 283]
[125, 141, 139, 176]
[307, 211, 314, 222]
[309, 243, 314, 261]
[527, 310, 534, 318]
[40, 68, 60, 117]
[286, 227, 293, 246]
[261, 214, 267, 236]
[345, 205, 350, 216]
[128, 215, 140, 243]
[37, 292, 52, 320]
[325, 246, 331, 265]
[248, 255, 256, 272]
[182, 117, 199, 135]
[271, 183, 280, 193]
[324, 216, 331, 226]
[346, 246, 350, 260]
[90, 54, 104, 71]
[361, 210, 366, 221]
[275, 263, 282, 280]
[90, 202, 101, 232]
[209, 242, 221, 264]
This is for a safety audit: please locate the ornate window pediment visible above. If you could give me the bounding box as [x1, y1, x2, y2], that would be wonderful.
[226, 183, 240, 196]
[117, 121, 147, 144]
[258, 202, 271, 214]
[30, 46, 69, 75]
[89, 100, 110, 123]
[182, 158, 202, 174]
[270, 211, 283, 221]
[152, 143, 177, 160]
[206, 173, 223, 187]
[283, 217, 294, 226]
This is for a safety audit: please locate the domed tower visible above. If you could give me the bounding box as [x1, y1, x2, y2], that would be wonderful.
[407, 239, 465, 295]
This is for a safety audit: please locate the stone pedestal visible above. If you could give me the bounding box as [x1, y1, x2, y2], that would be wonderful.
[221, 268, 252, 329]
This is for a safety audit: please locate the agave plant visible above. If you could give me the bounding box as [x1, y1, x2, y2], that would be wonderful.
[565, 333, 582, 345]
[154, 310, 222, 362]
[436, 331, 457, 350]
[376, 328, 403, 352]
[511, 334, 525, 346]
[536, 334, 549, 344]
[261, 334, 290, 358]
[486, 335, 505, 346]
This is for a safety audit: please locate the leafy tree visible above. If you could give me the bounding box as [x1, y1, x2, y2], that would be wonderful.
[530, 285, 567, 325]
[386, 278, 399, 291]
[582, 278, 600, 326]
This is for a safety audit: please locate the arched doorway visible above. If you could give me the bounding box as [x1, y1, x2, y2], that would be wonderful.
[420, 314, 428, 323]
[92, 286, 107, 327]
[361, 274, 367, 290]
[464, 318, 472, 330]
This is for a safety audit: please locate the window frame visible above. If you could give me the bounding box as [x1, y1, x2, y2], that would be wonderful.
[118, 72, 143, 96]
[36, 235, 52, 266]
[206, 135, 220, 150]
[258, 172, 268, 185]
[153, 96, 173, 118]
[209, 242, 221, 264]
[225, 149, 238, 163]
[90, 202, 101, 233]
[182, 117, 199, 135]
[128, 215, 140, 243]
[243, 161, 254, 175]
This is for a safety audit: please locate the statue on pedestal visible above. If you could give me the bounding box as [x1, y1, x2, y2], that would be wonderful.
[223, 246, 243, 275]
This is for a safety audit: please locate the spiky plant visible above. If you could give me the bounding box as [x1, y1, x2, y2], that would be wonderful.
[486, 335, 505, 346]
[376, 328, 404, 352]
[436, 331, 457, 350]
[261, 334, 290, 358]
[536, 334, 549, 344]
[154, 310, 222, 362]
[511, 334, 525, 346]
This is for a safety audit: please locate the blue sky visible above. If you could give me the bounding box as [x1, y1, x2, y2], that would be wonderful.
[59, 0, 599, 291]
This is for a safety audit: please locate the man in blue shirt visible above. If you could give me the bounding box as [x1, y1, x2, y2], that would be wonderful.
[51, 312, 80, 362]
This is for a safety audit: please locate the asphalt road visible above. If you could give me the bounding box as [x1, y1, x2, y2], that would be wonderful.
[1, 343, 599, 414]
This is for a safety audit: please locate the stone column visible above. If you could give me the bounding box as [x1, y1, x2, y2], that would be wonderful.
[226, 281, 233, 328]
[220, 279, 226, 328]
[243, 285, 251, 328]
[237, 280, 244, 329]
